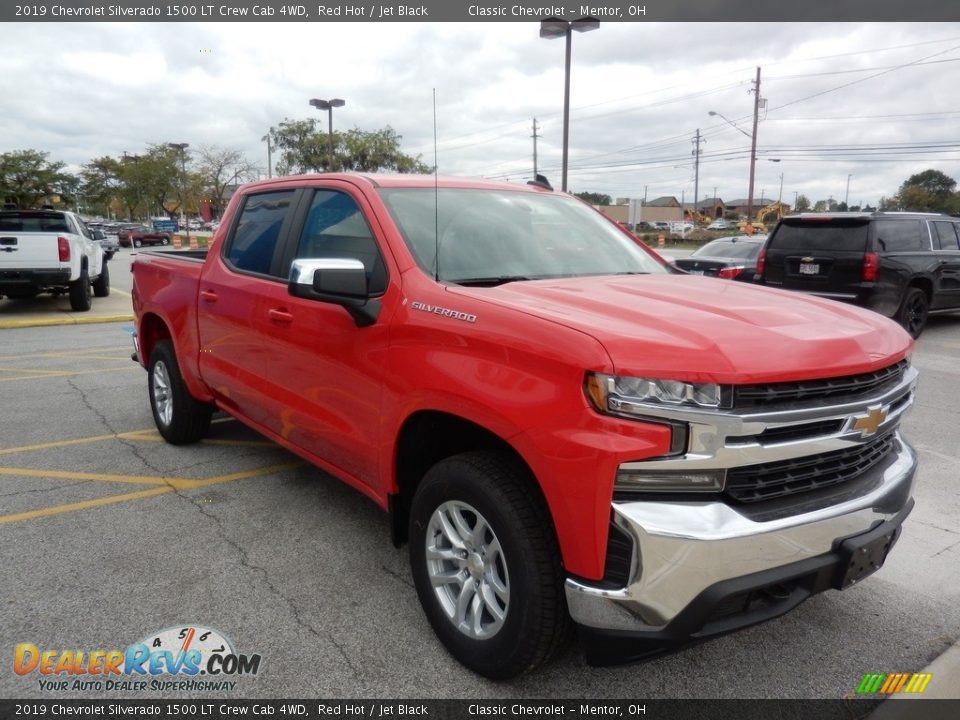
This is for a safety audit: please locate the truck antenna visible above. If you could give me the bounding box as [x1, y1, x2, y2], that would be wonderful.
[433, 88, 439, 282]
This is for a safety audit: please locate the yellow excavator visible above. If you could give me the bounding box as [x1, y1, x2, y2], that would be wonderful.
[738, 201, 784, 233]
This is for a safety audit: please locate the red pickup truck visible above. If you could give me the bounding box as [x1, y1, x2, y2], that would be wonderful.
[132, 174, 918, 678]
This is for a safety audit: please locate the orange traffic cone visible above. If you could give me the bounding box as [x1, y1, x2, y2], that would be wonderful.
[173, 234, 182, 249]
[657, 233, 665, 247]
[189, 235, 198, 250]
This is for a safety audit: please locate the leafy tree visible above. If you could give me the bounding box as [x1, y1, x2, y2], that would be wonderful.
[80, 156, 124, 217]
[793, 194, 811, 212]
[812, 199, 827, 212]
[268, 119, 430, 175]
[892, 169, 958, 212]
[574, 192, 612, 206]
[0, 150, 76, 209]
[197, 145, 258, 219]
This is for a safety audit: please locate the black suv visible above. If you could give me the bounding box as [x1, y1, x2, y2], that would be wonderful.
[755, 212, 960, 337]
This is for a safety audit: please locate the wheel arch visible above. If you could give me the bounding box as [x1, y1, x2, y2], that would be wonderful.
[389, 410, 554, 550]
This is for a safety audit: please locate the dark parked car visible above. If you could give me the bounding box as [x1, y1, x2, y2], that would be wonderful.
[673, 235, 764, 281]
[755, 212, 960, 337]
[118, 225, 172, 248]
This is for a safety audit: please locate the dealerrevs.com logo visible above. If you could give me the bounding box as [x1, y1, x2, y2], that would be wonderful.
[14, 626, 261, 693]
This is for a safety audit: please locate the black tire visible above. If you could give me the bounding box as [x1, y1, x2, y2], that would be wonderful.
[93, 260, 110, 297]
[68, 267, 92, 311]
[409, 451, 570, 679]
[161, 236, 170, 246]
[147, 340, 213, 445]
[896, 287, 929, 338]
[133, 238, 143, 248]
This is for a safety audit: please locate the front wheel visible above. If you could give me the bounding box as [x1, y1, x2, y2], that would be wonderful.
[896, 287, 929, 338]
[148, 340, 212, 445]
[93, 260, 110, 297]
[409, 452, 569, 679]
[68, 267, 92, 311]
[161, 236, 170, 246]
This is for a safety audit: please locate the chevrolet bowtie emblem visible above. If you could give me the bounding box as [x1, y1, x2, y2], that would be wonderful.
[853, 406, 888, 437]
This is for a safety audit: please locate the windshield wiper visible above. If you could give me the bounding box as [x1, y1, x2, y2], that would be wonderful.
[450, 275, 536, 287]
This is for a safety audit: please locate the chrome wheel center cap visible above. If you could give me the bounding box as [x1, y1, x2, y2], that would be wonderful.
[467, 553, 485, 579]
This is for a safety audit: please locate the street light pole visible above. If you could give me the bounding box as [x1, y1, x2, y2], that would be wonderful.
[168, 142, 190, 247]
[709, 65, 762, 222]
[309, 98, 346, 171]
[539, 17, 599, 192]
[845, 174, 852, 208]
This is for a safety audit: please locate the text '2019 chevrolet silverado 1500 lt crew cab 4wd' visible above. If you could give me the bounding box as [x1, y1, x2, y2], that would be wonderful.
[131, 175, 918, 679]
[0, 209, 109, 310]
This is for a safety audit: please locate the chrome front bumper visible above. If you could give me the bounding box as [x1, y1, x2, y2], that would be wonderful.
[566, 432, 917, 635]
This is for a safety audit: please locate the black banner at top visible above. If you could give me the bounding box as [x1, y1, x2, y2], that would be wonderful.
[3, 0, 959, 23]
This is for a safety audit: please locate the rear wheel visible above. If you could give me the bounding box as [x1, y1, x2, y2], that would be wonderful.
[93, 260, 110, 297]
[161, 236, 170, 245]
[148, 340, 212, 444]
[68, 268, 92, 311]
[896, 287, 929, 338]
[409, 452, 569, 679]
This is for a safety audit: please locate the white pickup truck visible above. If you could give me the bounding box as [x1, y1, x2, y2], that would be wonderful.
[0, 209, 109, 311]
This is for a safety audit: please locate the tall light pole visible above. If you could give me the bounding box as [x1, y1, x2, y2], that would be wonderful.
[309, 98, 345, 171]
[168, 142, 190, 247]
[845, 173, 852, 208]
[539, 17, 599, 193]
[709, 66, 762, 221]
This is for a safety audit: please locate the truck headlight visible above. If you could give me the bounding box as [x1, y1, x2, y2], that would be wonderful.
[585, 372, 725, 412]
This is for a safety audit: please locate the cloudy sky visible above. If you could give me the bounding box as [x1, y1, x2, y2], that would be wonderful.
[2, 21, 960, 209]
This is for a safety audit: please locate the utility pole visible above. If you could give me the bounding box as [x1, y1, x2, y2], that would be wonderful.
[532, 118, 541, 177]
[747, 66, 761, 220]
[692, 128, 703, 219]
[845, 173, 852, 208]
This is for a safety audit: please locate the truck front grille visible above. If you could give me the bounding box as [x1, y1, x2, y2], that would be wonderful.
[725, 432, 896, 503]
[733, 360, 908, 409]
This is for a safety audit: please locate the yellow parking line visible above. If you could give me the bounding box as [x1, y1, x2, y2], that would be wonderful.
[0, 487, 174, 525]
[0, 467, 168, 485]
[0, 367, 69, 375]
[0, 432, 123, 456]
[0, 365, 138, 382]
[0, 346, 130, 360]
[126, 428, 275, 448]
[0, 462, 302, 525]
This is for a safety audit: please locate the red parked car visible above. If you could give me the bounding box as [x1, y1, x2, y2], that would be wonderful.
[118, 225, 172, 248]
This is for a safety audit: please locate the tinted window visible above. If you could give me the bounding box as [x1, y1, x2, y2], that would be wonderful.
[294, 190, 386, 294]
[931, 221, 960, 251]
[226, 191, 294, 276]
[874, 220, 925, 252]
[768, 221, 868, 252]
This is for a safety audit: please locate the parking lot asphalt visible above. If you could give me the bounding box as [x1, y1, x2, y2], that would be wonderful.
[1, 313, 958, 701]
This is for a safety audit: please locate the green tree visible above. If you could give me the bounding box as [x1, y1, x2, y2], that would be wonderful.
[793, 194, 811, 213]
[0, 149, 76, 209]
[80, 156, 124, 217]
[893, 169, 958, 212]
[812, 199, 827, 212]
[269, 120, 430, 175]
[574, 192, 612, 206]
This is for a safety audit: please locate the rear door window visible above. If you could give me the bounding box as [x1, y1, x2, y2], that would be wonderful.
[224, 190, 296, 277]
[873, 220, 926, 252]
[931, 221, 960, 250]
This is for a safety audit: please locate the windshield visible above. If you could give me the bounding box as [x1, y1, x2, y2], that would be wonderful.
[378, 188, 666, 284]
[693, 239, 761, 260]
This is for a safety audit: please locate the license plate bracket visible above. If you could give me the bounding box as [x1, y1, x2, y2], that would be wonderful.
[833, 524, 902, 590]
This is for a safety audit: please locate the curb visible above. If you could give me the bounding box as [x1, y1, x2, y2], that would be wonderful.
[869, 638, 960, 717]
[0, 314, 133, 329]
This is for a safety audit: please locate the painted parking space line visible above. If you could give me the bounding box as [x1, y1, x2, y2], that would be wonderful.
[0, 462, 303, 525]
[0, 426, 276, 456]
[0, 346, 130, 360]
[0, 365, 139, 382]
[0, 461, 302, 488]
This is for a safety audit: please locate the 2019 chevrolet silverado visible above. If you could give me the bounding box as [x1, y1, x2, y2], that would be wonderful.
[132, 175, 918, 678]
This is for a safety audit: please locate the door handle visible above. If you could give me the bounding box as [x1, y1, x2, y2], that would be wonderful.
[268, 308, 293, 323]
[200, 290, 218, 303]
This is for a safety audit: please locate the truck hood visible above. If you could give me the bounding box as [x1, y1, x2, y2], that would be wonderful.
[449, 275, 912, 384]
